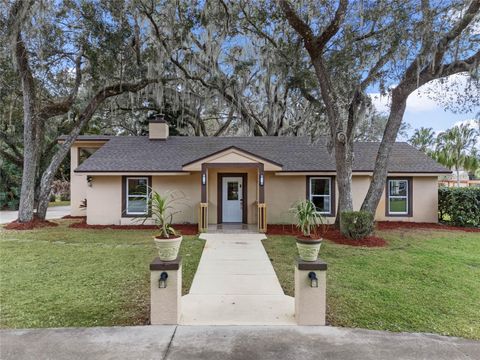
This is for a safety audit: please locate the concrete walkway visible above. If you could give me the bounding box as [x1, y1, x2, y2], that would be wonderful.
[181, 233, 295, 325]
[1, 325, 478, 360]
[0, 206, 71, 224]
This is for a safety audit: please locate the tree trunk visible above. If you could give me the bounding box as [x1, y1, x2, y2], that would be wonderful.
[37, 119, 88, 219]
[334, 139, 354, 227]
[18, 119, 37, 222]
[456, 167, 460, 187]
[15, 33, 40, 223]
[36, 79, 162, 219]
[361, 90, 408, 214]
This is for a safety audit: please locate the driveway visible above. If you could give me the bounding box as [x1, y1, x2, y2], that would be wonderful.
[182, 233, 294, 325]
[1, 325, 478, 360]
[0, 206, 71, 224]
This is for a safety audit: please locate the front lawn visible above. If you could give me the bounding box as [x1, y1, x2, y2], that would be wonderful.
[263, 228, 480, 340]
[48, 200, 70, 207]
[0, 220, 204, 328]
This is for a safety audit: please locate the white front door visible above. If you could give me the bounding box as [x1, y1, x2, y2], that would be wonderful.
[222, 177, 243, 222]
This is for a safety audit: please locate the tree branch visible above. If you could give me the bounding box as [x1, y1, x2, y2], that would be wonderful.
[0, 131, 23, 160]
[0, 148, 23, 167]
[314, 0, 349, 50]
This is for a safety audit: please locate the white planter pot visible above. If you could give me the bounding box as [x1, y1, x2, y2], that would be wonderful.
[153, 235, 183, 261]
[296, 238, 322, 262]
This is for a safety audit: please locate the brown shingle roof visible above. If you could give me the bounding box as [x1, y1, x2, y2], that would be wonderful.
[72, 135, 450, 173]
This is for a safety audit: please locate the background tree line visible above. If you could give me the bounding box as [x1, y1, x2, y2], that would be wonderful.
[1, 0, 478, 231]
[409, 121, 479, 186]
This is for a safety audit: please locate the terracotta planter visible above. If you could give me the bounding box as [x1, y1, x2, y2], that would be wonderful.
[296, 237, 322, 262]
[153, 235, 183, 261]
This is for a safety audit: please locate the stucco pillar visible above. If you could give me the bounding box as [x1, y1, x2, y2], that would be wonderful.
[295, 259, 327, 325]
[150, 257, 182, 325]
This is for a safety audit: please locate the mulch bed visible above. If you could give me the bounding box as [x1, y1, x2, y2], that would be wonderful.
[376, 221, 480, 233]
[4, 217, 59, 230]
[61, 215, 87, 219]
[68, 219, 198, 235]
[266, 221, 480, 248]
[266, 224, 387, 247]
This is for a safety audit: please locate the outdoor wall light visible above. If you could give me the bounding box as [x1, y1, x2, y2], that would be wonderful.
[87, 176, 93, 187]
[202, 173, 206, 185]
[259, 173, 264, 186]
[159, 272, 168, 288]
[308, 272, 318, 288]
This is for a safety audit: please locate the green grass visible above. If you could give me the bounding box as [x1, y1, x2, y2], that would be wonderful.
[48, 200, 70, 207]
[263, 229, 480, 340]
[0, 220, 204, 328]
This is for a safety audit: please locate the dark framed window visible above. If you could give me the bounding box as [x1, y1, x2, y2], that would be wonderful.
[386, 178, 412, 217]
[306, 176, 336, 216]
[122, 176, 151, 217]
[78, 147, 98, 165]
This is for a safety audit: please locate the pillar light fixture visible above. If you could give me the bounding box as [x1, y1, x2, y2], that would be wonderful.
[159, 272, 168, 288]
[202, 173, 206, 185]
[259, 173, 264, 186]
[308, 271, 318, 288]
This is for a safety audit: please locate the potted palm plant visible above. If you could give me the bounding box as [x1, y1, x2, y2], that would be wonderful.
[290, 200, 326, 261]
[140, 190, 187, 261]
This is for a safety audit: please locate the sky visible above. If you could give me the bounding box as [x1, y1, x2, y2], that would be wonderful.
[369, 74, 479, 141]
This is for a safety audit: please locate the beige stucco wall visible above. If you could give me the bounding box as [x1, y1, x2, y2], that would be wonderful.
[70, 142, 105, 216]
[86, 174, 201, 225]
[85, 171, 439, 225]
[207, 167, 258, 224]
[148, 173, 200, 225]
[86, 176, 122, 224]
[265, 173, 338, 224]
[265, 174, 439, 224]
[375, 176, 438, 222]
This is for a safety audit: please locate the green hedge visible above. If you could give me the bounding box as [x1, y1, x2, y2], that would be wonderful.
[438, 187, 480, 227]
[340, 211, 375, 239]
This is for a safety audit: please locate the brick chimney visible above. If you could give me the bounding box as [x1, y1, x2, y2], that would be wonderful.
[148, 114, 169, 140]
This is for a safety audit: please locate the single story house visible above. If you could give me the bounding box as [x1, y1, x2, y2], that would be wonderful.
[61, 116, 450, 231]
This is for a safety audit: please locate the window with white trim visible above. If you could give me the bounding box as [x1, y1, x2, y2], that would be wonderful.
[309, 177, 332, 214]
[387, 179, 409, 215]
[126, 177, 149, 215]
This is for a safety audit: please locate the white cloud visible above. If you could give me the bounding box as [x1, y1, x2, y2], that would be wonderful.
[453, 118, 479, 128]
[369, 74, 478, 114]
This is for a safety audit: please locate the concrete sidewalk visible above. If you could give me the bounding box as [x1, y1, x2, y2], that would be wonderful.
[181, 233, 294, 325]
[0, 206, 71, 224]
[1, 325, 478, 360]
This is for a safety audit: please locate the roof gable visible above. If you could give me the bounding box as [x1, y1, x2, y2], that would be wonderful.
[182, 146, 282, 171]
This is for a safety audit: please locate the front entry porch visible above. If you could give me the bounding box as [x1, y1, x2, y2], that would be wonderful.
[207, 223, 258, 233]
[197, 163, 268, 233]
[181, 146, 280, 233]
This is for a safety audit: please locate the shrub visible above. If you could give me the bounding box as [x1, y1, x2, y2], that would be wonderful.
[49, 194, 57, 202]
[340, 211, 375, 240]
[438, 187, 480, 227]
[51, 180, 70, 199]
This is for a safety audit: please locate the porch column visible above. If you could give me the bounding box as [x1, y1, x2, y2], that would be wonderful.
[258, 164, 267, 232]
[199, 163, 208, 232]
